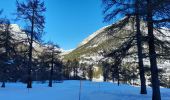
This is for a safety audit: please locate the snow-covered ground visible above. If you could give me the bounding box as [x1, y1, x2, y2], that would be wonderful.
[0, 81, 170, 100]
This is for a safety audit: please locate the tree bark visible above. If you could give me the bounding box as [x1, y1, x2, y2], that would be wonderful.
[49, 50, 54, 87]
[117, 66, 120, 86]
[1, 82, 5, 88]
[147, 0, 161, 100]
[135, 0, 147, 94]
[27, 7, 35, 88]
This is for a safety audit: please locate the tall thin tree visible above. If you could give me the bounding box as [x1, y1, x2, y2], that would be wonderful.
[0, 19, 15, 88]
[102, 0, 147, 94]
[135, 0, 147, 94]
[47, 43, 60, 87]
[146, 0, 160, 99]
[16, 0, 46, 88]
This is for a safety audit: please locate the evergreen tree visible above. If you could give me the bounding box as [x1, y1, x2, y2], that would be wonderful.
[144, 0, 170, 99]
[102, 0, 147, 94]
[72, 59, 79, 79]
[79, 63, 87, 79]
[38, 48, 51, 82]
[88, 64, 93, 81]
[63, 60, 72, 79]
[102, 61, 111, 82]
[16, 0, 46, 88]
[0, 18, 15, 88]
[46, 43, 60, 87]
[106, 34, 135, 85]
[145, 1, 170, 98]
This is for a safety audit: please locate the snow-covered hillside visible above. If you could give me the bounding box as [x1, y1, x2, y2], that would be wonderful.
[63, 17, 170, 84]
[63, 17, 136, 61]
[0, 81, 169, 100]
[78, 25, 111, 47]
[64, 17, 170, 66]
[1, 24, 61, 54]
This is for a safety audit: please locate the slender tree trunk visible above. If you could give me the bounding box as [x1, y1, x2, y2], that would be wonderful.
[68, 66, 70, 80]
[49, 50, 54, 87]
[112, 69, 115, 83]
[147, 0, 161, 100]
[1, 82, 5, 88]
[89, 65, 93, 81]
[2, 24, 10, 88]
[27, 8, 35, 88]
[27, 29, 33, 88]
[117, 65, 120, 86]
[74, 67, 76, 78]
[103, 68, 107, 82]
[135, 0, 147, 94]
[1, 68, 6, 88]
[1, 65, 6, 88]
[76, 67, 78, 78]
[115, 58, 120, 86]
[67, 67, 70, 79]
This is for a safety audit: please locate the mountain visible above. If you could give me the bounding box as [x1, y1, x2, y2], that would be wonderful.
[63, 17, 170, 72]
[8, 24, 44, 52]
[0, 24, 61, 57]
[63, 17, 138, 61]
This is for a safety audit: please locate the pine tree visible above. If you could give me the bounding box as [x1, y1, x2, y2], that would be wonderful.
[38, 48, 50, 82]
[64, 60, 72, 79]
[72, 59, 79, 79]
[102, 61, 111, 82]
[46, 43, 60, 87]
[0, 18, 16, 88]
[79, 63, 87, 79]
[144, 0, 169, 99]
[16, 0, 46, 88]
[88, 64, 93, 81]
[102, 0, 147, 94]
[107, 35, 135, 85]
[135, 0, 147, 94]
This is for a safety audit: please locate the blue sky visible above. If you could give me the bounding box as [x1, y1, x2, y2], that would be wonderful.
[0, 0, 108, 50]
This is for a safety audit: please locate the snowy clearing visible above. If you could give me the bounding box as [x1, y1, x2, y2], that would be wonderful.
[0, 80, 170, 100]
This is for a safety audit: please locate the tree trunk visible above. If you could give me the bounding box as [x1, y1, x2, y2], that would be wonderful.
[147, 0, 161, 100]
[112, 71, 115, 83]
[103, 68, 107, 82]
[27, 30, 33, 88]
[89, 65, 93, 81]
[1, 68, 6, 88]
[49, 50, 54, 87]
[1, 82, 5, 88]
[27, 8, 35, 88]
[115, 58, 120, 86]
[74, 67, 76, 78]
[117, 66, 120, 86]
[135, 0, 147, 94]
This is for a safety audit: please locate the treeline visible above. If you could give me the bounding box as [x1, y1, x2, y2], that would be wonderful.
[101, 58, 170, 88]
[63, 59, 94, 81]
[102, 0, 170, 100]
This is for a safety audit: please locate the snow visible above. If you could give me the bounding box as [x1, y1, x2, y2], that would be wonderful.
[0, 81, 170, 100]
[10, 24, 22, 33]
[92, 75, 104, 82]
